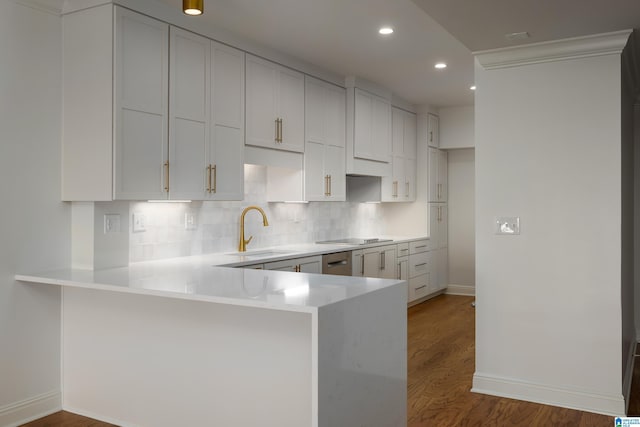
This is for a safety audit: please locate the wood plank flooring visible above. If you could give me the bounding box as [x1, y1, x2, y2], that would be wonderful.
[22, 294, 630, 426]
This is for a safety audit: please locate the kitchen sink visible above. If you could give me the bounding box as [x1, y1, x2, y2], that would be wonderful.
[225, 250, 295, 258]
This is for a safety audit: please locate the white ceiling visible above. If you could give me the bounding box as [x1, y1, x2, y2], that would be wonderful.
[411, 0, 640, 52]
[58, 0, 640, 108]
[154, 0, 476, 108]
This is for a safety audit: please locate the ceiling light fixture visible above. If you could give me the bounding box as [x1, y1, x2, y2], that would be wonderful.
[378, 27, 394, 35]
[183, 0, 203, 16]
[470, 85, 476, 91]
[435, 63, 447, 69]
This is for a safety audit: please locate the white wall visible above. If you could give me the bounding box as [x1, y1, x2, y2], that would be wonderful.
[473, 43, 625, 414]
[439, 105, 474, 149]
[0, 1, 68, 424]
[447, 149, 475, 289]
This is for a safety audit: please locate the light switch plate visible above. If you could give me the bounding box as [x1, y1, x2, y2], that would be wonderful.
[104, 214, 121, 234]
[495, 216, 520, 235]
[133, 212, 146, 232]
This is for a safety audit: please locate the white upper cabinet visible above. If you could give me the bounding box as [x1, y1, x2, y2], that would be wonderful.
[382, 107, 416, 202]
[428, 147, 447, 202]
[114, 7, 169, 200]
[345, 79, 392, 177]
[354, 88, 391, 163]
[169, 28, 245, 201]
[427, 113, 439, 148]
[246, 54, 305, 153]
[304, 76, 346, 201]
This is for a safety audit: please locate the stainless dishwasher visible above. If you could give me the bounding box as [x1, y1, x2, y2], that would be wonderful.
[322, 251, 352, 276]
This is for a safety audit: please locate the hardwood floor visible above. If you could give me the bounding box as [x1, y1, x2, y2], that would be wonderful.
[22, 294, 630, 426]
[407, 294, 615, 426]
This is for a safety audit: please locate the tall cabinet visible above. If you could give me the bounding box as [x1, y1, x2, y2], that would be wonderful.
[304, 76, 346, 201]
[62, 5, 244, 201]
[169, 28, 245, 201]
[382, 107, 416, 202]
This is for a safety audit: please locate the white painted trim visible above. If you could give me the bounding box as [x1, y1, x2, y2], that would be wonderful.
[10, 0, 63, 15]
[445, 284, 475, 296]
[475, 30, 632, 70]
[62, 405, 138, 427]
[623, 342, 636, 414]
[0, 390, 61, 427]
[472, 373, 625, 416]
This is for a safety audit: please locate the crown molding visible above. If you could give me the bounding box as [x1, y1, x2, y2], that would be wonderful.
[475, 30, 632, 70]
[11, 0, 64, 15]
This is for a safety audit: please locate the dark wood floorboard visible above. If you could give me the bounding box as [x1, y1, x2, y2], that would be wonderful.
[23, 294, 637, 426]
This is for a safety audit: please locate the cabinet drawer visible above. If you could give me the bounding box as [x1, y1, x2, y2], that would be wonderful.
[396, 243, 409, 258]
[409, 274, 430, 301]
[409, 251, 431, 278]
[410, 240, 430, 254]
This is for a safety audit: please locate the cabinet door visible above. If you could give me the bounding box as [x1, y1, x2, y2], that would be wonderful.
[405, 158, 416, 201]
[427, 113, 439, 148]
[278, 67, 305, 152]
[371, 96, 391, 163]
[404, 113, 417, 201]
[245, 55, 278, 149]
[428, 147, 439, 202]
[298, 257, 321, 274]
[353, 88, 373, 160]
[438, 150, 448, 202]
[325, 83, 346, 149]
[245, 55, 304, 153]
[429, 203, 440, 248]
[114, 8, 168, 200]
[352, 250, 364, 277]
[362, 247, 381, 278]
[379, 245, 397, 279]
[304, 141, 326, 201]
[325, 145, 346, 201]
[398, 258, 408, 281]
[210, 42, 244, 200]
[169, 27, 209, 201]
[434, 248, 448, 291]
[438, 205, 448, 249]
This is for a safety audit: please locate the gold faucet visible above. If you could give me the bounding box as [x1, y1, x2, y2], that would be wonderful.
[238, 206, 269, 252]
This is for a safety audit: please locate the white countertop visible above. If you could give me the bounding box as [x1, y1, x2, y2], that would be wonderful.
[16, 236, 427, 313]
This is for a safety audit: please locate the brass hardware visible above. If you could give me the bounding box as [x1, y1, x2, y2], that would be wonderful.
[361, 254, 364, 275]
[393, 181, 398, 197]
[212, 164, 217, 193]
[380, 251, 385, 270]
[275, 118, 279, 142]
[238, 206, 269, 252]
[206, 165, 212, 193]
[406, 181, 409, 197]
[183, 0, 203, 16]
[429, 131, 433, 142]
[328, 175, 332, 196]
[295, 265, 300, 272]
[279, 118, 283, 142]
[164, 161, 170, 192]
[324, 175, 329, 196]
[397, 263, 401, 280]
[415, 285, 427, 291]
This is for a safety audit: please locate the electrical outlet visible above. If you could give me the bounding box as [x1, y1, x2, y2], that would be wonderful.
[104, 214, 121, 234]
[133, 212, 146, 232]
[184, 212, 197, 230]
[495, 216, 520, 235]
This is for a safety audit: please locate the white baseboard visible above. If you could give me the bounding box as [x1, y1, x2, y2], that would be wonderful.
[0, 390, 61, 427]
[623, 342, 636, 414]
[472, 373, 625, 416]
[445, 284, 475, 296]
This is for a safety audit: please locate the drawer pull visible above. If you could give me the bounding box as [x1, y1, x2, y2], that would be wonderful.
[415, 263, 427, 267]
[415, 285, 427, 290]
[415, 245, 427, 249]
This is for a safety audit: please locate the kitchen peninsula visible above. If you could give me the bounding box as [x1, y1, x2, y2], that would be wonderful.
[17, 251, 407, 427]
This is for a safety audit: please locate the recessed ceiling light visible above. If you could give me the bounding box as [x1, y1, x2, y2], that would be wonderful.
[379, 27, 394, 35]
[435, 63, 447, 69]
[470, 85, 476, 91]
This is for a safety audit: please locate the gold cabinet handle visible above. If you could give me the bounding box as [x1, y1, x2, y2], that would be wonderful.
[328, 175, 332, 196]
[361, 255, 364, 275]
[274, 118, 283, 143]
[380, 251, 385, 270]
[206, 165, 212, 193]
[212, 164, 217, 194]
[275, 118, 279, 142]
[324, 175, 329, 196]
[406, 181, 409, 197]
[164, 161, 169, 192]
[430, 131, 433, 142]
[279, 118, 283, 143]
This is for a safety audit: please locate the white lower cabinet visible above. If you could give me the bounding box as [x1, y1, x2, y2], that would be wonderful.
[351, 245, 396, 279]
[264, 255, 322, 274]
[407, 239, 439, 304]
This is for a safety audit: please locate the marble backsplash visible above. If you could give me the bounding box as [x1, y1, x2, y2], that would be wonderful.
[129, 165, 385, 262]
